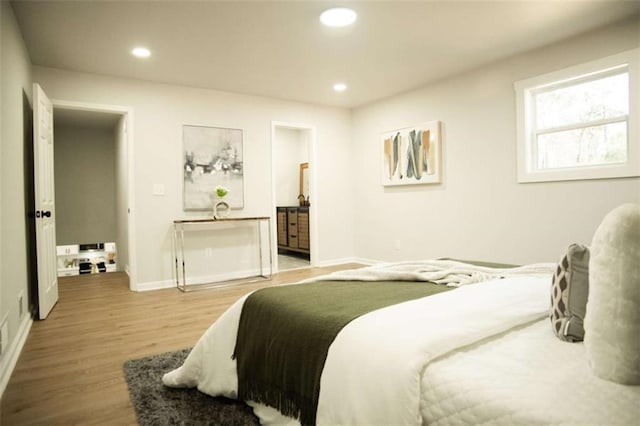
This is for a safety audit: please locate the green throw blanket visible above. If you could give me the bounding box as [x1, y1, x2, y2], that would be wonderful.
[233, 280, 452, 425]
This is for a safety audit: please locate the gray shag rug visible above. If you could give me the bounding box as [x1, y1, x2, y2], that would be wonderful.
[123, 348, 260, 426]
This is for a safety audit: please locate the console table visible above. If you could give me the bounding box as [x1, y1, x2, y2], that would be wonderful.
[172, 217, 272, 292]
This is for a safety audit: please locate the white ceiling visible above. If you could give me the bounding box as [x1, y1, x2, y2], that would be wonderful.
[11, 1, 640, 109]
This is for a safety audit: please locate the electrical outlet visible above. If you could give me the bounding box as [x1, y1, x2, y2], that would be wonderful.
[0, 318, 8, 356]
[18, 291, 24, 318]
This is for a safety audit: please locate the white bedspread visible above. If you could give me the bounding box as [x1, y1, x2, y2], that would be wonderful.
[422, 320, 640, 425]
[163, 274, 552, 425]
[316, 276, 549, 425]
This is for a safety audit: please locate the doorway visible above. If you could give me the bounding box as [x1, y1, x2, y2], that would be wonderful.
[271, 122, 317, 272]
[51, 100, 137, 290]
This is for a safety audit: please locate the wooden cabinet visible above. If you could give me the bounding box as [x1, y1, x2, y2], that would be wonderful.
[277, 209, 288, 246]
[277, 206, 310, 257]
[287, 207, 299, 248]
[297, 209, 309, 250]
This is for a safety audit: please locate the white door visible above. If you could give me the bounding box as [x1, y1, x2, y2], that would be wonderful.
[33, 83, 59, 319]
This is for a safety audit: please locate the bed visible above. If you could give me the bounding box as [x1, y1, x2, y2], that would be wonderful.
[162, 260, 640, 425]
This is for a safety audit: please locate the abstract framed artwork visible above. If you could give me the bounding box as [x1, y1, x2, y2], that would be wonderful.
[382, 121, 442, 186]
[183, 125, 244, 210]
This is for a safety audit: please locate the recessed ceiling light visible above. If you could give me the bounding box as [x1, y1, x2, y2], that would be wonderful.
[131, 47, 151, 58]
[320, 8, 357, 27]
[333, 83, 347, 92]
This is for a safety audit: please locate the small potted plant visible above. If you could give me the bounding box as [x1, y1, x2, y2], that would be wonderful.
[213, 185, 230, 219]
[215, 185, 229, 199]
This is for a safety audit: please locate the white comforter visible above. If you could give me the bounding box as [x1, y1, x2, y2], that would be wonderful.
[163, 274, 551, 425]
[422, 320, 640, 425]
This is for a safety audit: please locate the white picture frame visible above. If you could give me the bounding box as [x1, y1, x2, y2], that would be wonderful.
[382, 121, 442, 186]
[183, 124, 244, 210]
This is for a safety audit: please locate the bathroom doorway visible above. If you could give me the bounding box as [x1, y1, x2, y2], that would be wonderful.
[271, 122, 317, 272]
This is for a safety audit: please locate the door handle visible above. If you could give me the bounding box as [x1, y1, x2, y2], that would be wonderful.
[36, 210, 51, 218]
[42, 211, 51, 218]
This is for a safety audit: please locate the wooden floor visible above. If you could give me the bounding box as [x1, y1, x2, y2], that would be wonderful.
[1, 264, 362, 425]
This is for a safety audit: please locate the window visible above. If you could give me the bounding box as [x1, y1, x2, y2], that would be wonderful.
[515, 49, 639, 183]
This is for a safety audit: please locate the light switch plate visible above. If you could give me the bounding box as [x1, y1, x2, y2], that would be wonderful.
[152, 184, 165, 196]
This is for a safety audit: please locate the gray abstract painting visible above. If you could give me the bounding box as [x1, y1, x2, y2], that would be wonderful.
[183, 125, 244, 210]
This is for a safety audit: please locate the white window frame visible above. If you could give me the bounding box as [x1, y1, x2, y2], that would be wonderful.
[515, 48, 640, 183]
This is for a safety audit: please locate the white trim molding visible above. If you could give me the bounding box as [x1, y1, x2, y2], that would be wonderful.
[0, 316, 33, 399]
[270, 121, 318, 273]
[50, 99, 138, 290]
[515, 48, 640, 183]
[317, 257, 379, 267]
[135, 279, 175, 292]
[138, 268, 268, 292]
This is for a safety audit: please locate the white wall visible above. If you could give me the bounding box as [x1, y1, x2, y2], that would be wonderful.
[274, 127, 309, 206]
[32, 68, 355, 287]
[351, 17, 640, 265]
[0, 0, 33, 393]
[54, 125, 117, 245]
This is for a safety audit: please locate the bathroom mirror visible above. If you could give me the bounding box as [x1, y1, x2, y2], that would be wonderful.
[299, 162, 309, 200]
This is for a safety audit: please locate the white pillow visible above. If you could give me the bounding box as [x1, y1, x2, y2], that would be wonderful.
[584, 203, 640, 384]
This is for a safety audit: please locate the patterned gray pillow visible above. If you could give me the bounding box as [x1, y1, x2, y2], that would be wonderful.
[550, 244, 590, 342]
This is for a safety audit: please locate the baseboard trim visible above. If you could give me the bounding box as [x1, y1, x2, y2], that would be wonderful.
[135, 279, 175, 292]
[350, 257, 382, 266]
[315, 257, 357, 267]
[136, 261, 380, 292]
[136, 268, 267, 292]
[0, 315, 33, 399]
[316, 257, 379, 267]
